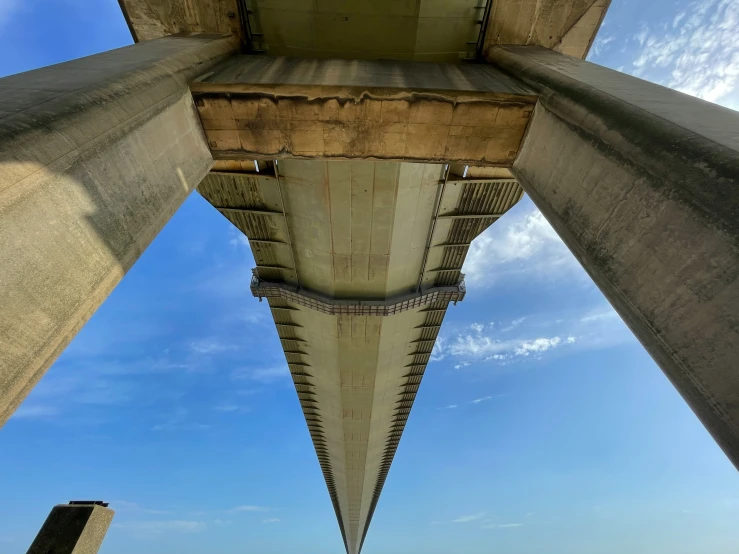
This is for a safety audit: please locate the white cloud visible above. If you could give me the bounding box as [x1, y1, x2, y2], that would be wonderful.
[190, 340, 238, 355]
[580, 309, 618, 324]
[262, 518, 281, 523]
[433, 304, 631, 368]
[113, 520, 206, 534]
[430, 336, 446, 362]
[514, 337, 564, 357]
[502, 317, 526, 332]
[229, 233, 250, 249]
[112, 501, 169, 515]
[213, 519, 232, 527]
[590, 34, 615, 57]
[470, 396, 493, 404]
[453, 513, 485, 523]
[11, 404, 59, 420]
[231, 366, 289, 384]
[151, 408, 210, 432]
[214, 404, 250, 414]
[229, 505, 270, 513]
[439, 404, 458, 409]
[448, 333, 570, 360]
[482, 523, 523, 529]
[629, 0, 739, 106]
[462, 206, 580, 287]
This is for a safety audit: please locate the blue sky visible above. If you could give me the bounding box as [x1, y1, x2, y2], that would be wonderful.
[1, 1, 739, 553]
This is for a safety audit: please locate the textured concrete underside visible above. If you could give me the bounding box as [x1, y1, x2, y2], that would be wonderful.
[483, 0, 610, 59]
[191, 56, 537, 164]
[198, 161, 523, 552]
[118, 0, 609, 63]
[492, 46, 739, 469]
[0, 34, 238, 427]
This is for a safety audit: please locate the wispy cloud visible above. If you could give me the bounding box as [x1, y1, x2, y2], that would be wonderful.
[112, 501, 170, 515]
[430, 336, 446, 362]
[442, 328, 575, 363]
[12, 404, 59, 420]
[113, 520, 206, 535]
[463, 205, 581, 288]
[262, 518, 281, 524]
[590, 34, 615, 58]
[231, 366, 289, 384]
[452, 513, 485, 523]
[432, 306, 631, 368]
[151, 408, 210, 432]
[190, 340, 238, 355]
[228, 505, 271, 513]
[482, 523, 523, 529]
[438, 404, 458, 410]
[470, 396, 493, 404]
[628, 0, 739, 108]
[214, 404, 250, 414]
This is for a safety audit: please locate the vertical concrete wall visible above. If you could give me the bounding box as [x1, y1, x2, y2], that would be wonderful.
[0, 34, 238, 427]
[27, 503, 114, 554]
[489, 46, 739, 469]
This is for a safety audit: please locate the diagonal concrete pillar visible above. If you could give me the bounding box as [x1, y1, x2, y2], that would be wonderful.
[27, 501, 114, 554]
[0, 33, 238, 427]
[489, 46, 739, 469]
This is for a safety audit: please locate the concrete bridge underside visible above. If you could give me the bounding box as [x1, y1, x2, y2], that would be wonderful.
[198, 161, 521, 550]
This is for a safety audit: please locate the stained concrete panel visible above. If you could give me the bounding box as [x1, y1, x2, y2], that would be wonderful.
[0, 34, 238, 426]
[491, 46, 739, 469]
[191, 56, 536, 164]
[482, 0, 610, 59]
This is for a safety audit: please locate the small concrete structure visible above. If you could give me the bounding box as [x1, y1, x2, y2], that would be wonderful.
[26, 502, 114, 554]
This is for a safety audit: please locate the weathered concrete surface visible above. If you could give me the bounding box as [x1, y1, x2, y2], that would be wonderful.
[483, 0, 611, 59]
[27, 503, 114, 554]
[191, 56, 537, 164]
[118, 0, 243, 42]
[198, 161, 523, 553]
[0, 34, 238, 427]
[490, 46, 739, 468]
[117, 0, 609, 62]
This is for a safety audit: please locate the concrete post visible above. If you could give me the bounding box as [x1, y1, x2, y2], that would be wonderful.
[27, 502, 114, 554]
[0, 34, 239, 426]
[488, 46, 739, 469]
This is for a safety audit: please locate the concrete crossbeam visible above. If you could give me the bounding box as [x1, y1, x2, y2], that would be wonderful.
[0, 34, 238, 427]
[490, 46, 739, 469]
[190, 56, 537, 165]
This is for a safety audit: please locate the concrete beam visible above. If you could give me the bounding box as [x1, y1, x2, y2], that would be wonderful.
[482, 0, 611, 59]
[27, 502, 114, 554]
[118, 0, 244, 43]
[190, 56, 537, 165]
[0, 34, 238, 427]
[490, 46, 739, 468]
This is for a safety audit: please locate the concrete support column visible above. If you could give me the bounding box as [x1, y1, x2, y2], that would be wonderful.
[488, 46, 739, 468]
[27, 501, 114, 554]
[0, 34, 239, 426]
